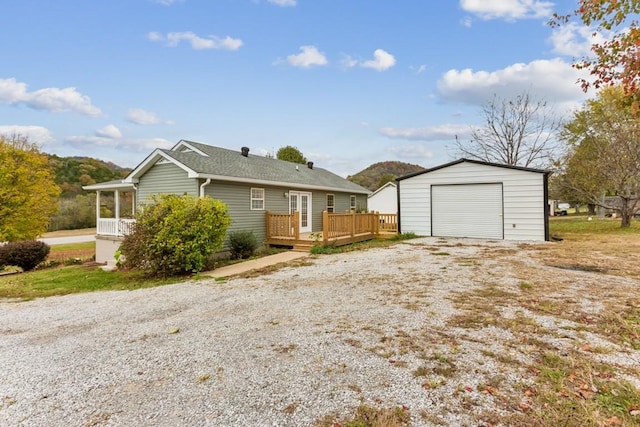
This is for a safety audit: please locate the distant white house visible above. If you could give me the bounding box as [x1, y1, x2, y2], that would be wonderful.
[368, 181, 397, 214]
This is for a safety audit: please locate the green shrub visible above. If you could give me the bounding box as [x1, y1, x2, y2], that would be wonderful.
[0, 240, 50, 271]
[120, 194, 231, 277]
[228, 230, 259, 259]
[391, 232, 418, 241]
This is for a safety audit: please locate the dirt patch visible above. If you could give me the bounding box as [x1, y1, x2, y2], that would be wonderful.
[47, 248, 95, 262]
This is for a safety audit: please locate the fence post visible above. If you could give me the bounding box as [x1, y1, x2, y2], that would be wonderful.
[374, 212, 379, 235]
[293, 211, 300, 241]
[266, 211, 271, 240]
[322, 210, 329, 245]
[351, 210, 355, 239]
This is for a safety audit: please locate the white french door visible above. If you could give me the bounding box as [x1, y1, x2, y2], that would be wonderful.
[289, 191, 312, 233]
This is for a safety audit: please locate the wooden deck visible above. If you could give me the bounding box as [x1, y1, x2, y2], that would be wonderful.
[266, 211, 398, 250]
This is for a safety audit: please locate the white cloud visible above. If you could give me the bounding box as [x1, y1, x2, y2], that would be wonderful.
[379, 124, 471, 141]
[66, 135, 172, 151]
[133, 137, 174, 151]
[268, 0, 296, 6]
[95, 124, 122, 139]
[548, 22, 608, 57]
[387, 144, 434, 160]
[286, 46, 328, 68]
[436, 58, 590, 114]
[410, 64, 428, 74]
[342, 49, 396, 71]
[0, 78, 102, 117]
[0, 125, 55, 147]
[126, 108, 173, 125]
[340, 55, 358, 69]
[361, 49, 396, 71]
[460, 0, 554, 21]
[148, 31, 243, 50]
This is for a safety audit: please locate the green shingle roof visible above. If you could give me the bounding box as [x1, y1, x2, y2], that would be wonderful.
[159, 141, 369, 194]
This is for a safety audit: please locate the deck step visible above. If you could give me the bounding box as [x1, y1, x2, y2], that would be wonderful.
[292, 243, 314, 252]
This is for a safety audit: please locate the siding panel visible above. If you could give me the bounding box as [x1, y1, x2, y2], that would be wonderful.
[137, 163, 198, 207]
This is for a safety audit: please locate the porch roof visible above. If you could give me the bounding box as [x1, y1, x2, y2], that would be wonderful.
[83, 179, 135, 191]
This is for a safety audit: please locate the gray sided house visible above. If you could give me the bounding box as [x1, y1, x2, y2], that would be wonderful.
[397, 159, 550, 241]
[85, 140, 370, 263]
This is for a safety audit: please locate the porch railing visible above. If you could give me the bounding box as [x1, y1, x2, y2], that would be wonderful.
[265, 211, 397, 246]
[265, 211, 299, 240]
[323, 211, 379, 242]
[97, 218, 136, 237]
[377, 213, 398, 232]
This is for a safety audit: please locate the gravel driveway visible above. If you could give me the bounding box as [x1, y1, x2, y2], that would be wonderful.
[1, 237, 638, 426]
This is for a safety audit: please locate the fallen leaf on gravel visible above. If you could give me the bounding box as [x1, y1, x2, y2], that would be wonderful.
[518, 401, 531, 411]
[581, 343, 592, 352]
[524, 389, 535, 397]
[482, 386, 496, 395]
[603, 416, 621, 425]
[464, 386, 473, 392]
[168, 328, 179, 334]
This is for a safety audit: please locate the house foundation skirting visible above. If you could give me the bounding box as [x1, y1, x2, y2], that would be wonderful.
[96, 235, 125, 264]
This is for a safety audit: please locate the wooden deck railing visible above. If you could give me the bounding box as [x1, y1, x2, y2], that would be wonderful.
[377, 213, 398, 232]
[266, 211, 397, 247]
[265, 211, 299, 240]
[322, 211, 379, 244]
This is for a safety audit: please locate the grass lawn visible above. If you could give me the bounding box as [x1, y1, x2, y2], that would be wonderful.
[0, 239, 183, 300]
[0, 264, 182, 300]
[550, 214, 640, 235]
[543, 215, 640, 280]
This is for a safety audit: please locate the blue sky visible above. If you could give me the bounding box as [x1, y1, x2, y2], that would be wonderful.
[1, 0, 596, 177]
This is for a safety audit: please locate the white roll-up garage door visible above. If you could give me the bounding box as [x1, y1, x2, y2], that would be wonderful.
[431, 183, 503, 239]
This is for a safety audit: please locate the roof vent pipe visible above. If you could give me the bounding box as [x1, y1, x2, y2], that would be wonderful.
[307, 161, 314, 169]
[241, 146, 250, 157]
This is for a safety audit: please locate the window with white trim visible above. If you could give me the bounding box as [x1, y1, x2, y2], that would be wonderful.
[326, 194, 335, 213]
[251, 188, 265, 210]
[350, 195, 357, 211]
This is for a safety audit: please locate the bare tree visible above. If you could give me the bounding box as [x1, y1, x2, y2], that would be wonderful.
[455, 92, 562, 168]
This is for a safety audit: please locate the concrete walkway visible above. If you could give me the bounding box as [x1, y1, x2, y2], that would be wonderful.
[204, 251, 310, 278]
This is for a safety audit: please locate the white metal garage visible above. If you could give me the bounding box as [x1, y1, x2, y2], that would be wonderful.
[397, 159, 549, 241]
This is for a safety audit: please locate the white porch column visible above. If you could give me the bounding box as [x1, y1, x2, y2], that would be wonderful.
[96, 190, 101, 226]
[115, 189, 120, 235]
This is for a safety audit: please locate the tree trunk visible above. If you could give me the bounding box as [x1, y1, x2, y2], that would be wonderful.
[588, 204, 596, 215]
[620, 197, 631, 228]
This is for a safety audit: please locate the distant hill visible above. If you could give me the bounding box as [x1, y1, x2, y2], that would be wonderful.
[47, 154, 131, 198]
[348, 161, 425, 191]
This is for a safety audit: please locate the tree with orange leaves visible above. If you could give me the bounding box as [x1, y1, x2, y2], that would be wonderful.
[551, 0, 640, 94]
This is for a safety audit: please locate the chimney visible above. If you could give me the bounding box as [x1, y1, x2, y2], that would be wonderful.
[307, 161, 314, 169]
[241, 146, 249, 157]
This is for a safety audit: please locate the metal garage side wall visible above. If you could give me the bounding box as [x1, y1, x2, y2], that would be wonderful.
[399, 161, 546, 241]
[398, 177, 431, 236]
